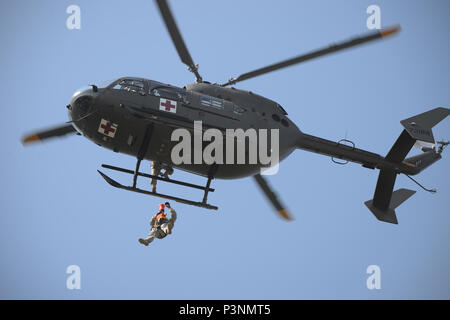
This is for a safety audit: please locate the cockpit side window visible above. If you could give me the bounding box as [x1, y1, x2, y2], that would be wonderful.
[113, 79, 146, 95]
[149, 85, 186, 102]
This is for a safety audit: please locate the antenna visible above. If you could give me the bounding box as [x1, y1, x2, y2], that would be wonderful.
[436, 140, 449, 154]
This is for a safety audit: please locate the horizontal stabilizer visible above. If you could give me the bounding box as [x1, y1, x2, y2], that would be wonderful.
[365, 188, 416, 224]
[400, 107, 450, 144]
[404, 149, 442, 173]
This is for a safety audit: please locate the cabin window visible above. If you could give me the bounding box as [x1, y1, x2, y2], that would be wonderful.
[281, 118, 289, 127]
[272, 114, 280, 122]
[233, 104, 247, 115]
[113, 79, 146, 95]
[200, 95, 224, 109]
[150, 86, 186, 102]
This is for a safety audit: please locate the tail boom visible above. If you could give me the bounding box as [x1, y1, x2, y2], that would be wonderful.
[296, 107, 449, 224]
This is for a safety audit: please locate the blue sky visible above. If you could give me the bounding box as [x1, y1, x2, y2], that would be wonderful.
[1, 0, 449, 299]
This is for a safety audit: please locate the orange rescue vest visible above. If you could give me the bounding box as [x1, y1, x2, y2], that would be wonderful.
[154, 212, 168, 227]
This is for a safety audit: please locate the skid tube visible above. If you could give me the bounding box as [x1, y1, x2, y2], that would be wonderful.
[97, 163, 218, 210]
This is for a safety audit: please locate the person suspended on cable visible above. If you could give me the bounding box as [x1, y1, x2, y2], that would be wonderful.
[138, 202, 177, 246]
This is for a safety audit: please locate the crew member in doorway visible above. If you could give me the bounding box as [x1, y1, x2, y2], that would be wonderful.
[150, 161, 174, 193]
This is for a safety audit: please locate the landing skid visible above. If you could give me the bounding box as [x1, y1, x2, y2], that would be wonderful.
[97, 164, 218, 210]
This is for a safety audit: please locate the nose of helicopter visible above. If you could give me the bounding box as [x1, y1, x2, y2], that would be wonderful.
[67, 87, 96, 122]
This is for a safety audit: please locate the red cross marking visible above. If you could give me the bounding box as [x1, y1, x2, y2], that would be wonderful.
[101, 121, 116, 135]
[161, 99, 176, 111]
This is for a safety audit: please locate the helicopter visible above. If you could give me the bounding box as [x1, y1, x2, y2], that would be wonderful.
[22, 0, 449, 224]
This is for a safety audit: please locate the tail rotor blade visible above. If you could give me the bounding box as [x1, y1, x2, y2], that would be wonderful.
[253, 174, 293, 221]
[22, 124, 76, 145]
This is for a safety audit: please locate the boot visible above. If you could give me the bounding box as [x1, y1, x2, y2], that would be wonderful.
[138, 238, 149, 246]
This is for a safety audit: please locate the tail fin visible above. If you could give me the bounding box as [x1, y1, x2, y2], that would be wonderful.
[365, 188, 416, 224]
[365, 107, 450, 224]
[400, 107, 450, 144]
[385, 107, 450, 163]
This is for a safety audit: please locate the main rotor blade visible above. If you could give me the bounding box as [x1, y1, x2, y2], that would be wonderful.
[22, 124, 76, 145]
[253, 174, 293, 221]
[155, 0, 203, 82]
[221, 25, 400, 86]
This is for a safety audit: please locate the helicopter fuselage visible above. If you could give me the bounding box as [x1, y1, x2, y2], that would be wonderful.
[69, 77, 302, 179]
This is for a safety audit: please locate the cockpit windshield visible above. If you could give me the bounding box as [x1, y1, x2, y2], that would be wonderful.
[112, 78, 146, 95]
[73, 78, 147, 98]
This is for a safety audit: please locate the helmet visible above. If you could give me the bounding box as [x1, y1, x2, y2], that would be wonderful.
[158, 203, 165, 211]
